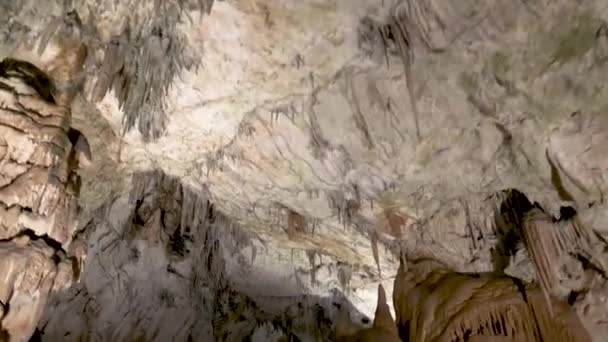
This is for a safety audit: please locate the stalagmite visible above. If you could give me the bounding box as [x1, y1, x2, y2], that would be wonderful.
[335, 284, 401, 342]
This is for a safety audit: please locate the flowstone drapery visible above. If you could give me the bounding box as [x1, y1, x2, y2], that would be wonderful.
[0, 47, 90, 341]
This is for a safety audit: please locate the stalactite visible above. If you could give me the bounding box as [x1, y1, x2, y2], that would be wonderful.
[306, 73, 330, 160]
[286, 209, 307, 240]
[306, 249, 317, 285]
[371, 231, 381, 278]
[337, 262, 352, 294]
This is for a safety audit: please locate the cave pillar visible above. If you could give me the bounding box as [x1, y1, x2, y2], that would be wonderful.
[0, 50, 90, 341]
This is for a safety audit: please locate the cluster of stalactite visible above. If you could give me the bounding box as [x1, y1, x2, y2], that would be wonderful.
[1, 0, 216, 141]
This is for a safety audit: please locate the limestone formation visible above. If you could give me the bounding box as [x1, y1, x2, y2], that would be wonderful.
[335, 284, 400, 342]
[393, 258, 591, 341]
[34, 170, 369, 341]
[0, 50, 89, 340]
[0, 0, 607, 340]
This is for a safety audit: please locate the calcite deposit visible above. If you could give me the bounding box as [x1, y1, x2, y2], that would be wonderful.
[1, 0, 608, 340]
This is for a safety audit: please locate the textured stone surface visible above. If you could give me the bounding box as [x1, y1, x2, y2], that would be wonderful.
[335, 284, 400, 341]
[36, 171, 370, 341]
[392, 258, 592, 341]
[1, 0, 608, 340]
[0, 49, 89, 340]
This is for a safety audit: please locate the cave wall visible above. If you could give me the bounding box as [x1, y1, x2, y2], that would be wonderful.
[0, 50, 90, 340]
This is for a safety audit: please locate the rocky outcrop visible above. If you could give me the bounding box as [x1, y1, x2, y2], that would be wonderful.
[0, 51, 90, 341]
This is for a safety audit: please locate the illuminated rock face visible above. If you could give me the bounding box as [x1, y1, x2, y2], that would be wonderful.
[0, 52, 89, 340]
[35, 170, 367, 341]
[1, 0, 608, 340]
[392, 258, 592, 342]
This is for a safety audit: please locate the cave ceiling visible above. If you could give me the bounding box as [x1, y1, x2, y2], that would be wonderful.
[1, 0, 608, 341]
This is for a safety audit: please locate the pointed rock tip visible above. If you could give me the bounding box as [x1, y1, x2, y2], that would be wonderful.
[374, 283, 397, 331]
[377, 283, 387, 303]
